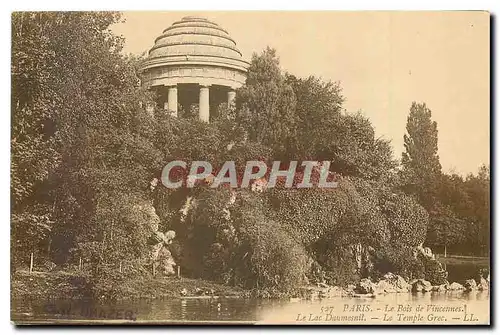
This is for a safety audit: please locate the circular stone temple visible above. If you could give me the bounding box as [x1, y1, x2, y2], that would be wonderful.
[140, 16, 250, 122]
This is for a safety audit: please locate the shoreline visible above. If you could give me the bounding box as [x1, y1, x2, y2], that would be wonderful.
[11, 267, 489, 303]
[11, 270, 249, 302]
[11, 268, 491, 324]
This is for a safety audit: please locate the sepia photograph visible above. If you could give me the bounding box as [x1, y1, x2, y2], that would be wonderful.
[10, 11, 490, 325]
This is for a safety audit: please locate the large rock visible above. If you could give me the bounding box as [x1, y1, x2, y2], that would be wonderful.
[355, 278, 376, 294]
[149, 228, 177, 276]
[164, 230, 176, 243]
[477, 268, 490, 291]
[448, 282, 465, 291]
[464, 279, 477, 292]
[158, 248, 176, 276]
[319, 286, 344, 298]
[432, 284, 447, 292]
[423, 247, 435, 259]
[300, 285, 344, 299]
[345, 284, 356, 295]
[382, 272, 410, 292]
[179, 197, 194, 222]
[411, 279, 432, 292]
[417, 244, 435, 260]
[478, 277, 489, 291]
[376, 280, 397, 294]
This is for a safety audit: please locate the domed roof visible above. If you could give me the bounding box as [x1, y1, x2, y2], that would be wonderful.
[142, 16, 249, 74]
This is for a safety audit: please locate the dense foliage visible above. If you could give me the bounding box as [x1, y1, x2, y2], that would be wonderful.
[11, 13, 489, 295]
[11, 12, 160, 272]
[400, 103, 489, 256]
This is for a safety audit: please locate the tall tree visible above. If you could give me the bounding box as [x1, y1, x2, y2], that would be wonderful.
[236, 47, 297, 159]
[401, 102, 442, 208]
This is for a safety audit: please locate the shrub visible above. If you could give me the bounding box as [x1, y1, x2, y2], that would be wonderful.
[234, 200, 309, 291]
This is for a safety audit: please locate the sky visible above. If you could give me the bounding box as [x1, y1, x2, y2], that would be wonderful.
[112, 11, 490, 175]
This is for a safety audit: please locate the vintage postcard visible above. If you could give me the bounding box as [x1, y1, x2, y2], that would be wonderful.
[10, 11, 490, 325]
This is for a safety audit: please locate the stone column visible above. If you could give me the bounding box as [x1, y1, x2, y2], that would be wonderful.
[227, 89, 236, 106]
[167, 86, 178, 117]
[199, 85, 210, 122]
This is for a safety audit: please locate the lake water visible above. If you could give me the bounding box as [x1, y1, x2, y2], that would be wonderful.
[11, 290, 490, 325]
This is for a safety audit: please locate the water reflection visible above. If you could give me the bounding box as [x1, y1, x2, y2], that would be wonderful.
[12, 290, 489, 324]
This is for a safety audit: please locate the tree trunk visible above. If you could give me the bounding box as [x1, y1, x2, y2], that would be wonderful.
[29, 252, 34, 274]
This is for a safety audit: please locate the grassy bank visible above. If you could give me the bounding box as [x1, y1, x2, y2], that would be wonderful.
[11, 270, 247, 301]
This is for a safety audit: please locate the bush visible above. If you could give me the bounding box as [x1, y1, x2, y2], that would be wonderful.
[234, 200, 309, 291]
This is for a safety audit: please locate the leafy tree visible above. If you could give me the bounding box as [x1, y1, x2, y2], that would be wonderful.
[401, 102, 442, 207]
[328, 113, 397, 180]
[236, 47, 297, 159]
[236, 48, 396, 180]
[11, 12, 159, 270]
[425, 203, 466, 254]
[11, 12, 63, 267]
[284, 74, 343, 159]
[424, 166, 490, 256]
[462, 165, 490, 255]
